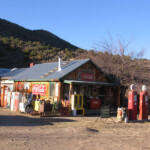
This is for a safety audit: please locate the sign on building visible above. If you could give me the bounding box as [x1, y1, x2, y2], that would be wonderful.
[32, 84, 46, 96]
[78, 70, 95, 81]
[24, 82, 29, 89]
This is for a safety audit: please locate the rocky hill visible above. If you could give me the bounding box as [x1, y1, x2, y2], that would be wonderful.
[0, 19, 78, 50]
[0, 19, 84, 68]
[0, 18, 150, 94]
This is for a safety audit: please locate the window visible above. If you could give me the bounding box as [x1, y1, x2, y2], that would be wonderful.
[75, 95, 78, 107]
[49, 82, 54, 97]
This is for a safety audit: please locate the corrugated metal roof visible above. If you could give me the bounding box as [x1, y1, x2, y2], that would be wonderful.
[0, 68, 10, 75]
[11, 59, 90, 81]
[1, 68, 27, 78]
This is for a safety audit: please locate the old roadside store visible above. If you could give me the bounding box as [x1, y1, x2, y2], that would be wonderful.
[11, 59, 120, 114]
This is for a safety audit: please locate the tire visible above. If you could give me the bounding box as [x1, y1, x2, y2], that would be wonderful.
[25, 104, 33, 113]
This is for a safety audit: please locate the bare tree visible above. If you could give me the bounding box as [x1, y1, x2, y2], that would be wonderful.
[91, 35, 147, 85]
[88, 35, 150, 107]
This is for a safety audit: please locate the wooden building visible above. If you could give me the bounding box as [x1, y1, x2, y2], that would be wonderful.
[0, 68, 27, 91]
[0, 68, 27, 107]
[11, 58, 120, 113]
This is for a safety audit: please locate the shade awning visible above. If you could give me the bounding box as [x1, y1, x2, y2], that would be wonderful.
[63, 80, 119, 86]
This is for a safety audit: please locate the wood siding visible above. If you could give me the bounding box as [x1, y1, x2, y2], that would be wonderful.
[62, 61, 108, 82]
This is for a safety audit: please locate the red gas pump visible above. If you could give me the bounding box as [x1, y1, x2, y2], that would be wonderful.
[1, 86, 5, 107]
[1, 86, 8, 108]
[139, 85, 148, 120]
[128, 84, 137, 120]
[0, 76, 1, 107]
[3, 86, 8, 108]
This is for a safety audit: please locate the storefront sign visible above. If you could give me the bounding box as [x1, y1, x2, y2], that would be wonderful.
[24, 82, 29, 89]
[81, 72, 94, 81]
[32, 84, 46, 96]
[101, 105, 110, 118]
[78, 70, 95, 81]
[16, 82, 24, 91]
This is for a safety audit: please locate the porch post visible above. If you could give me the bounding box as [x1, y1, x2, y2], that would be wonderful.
[58, 82, 61, 100]
[117, 86, 120, 107]
[69, 83, 73, 101]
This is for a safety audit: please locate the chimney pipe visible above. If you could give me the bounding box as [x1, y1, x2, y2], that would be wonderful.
[58, 57, 62, 71]
[30, 62, 34, 68]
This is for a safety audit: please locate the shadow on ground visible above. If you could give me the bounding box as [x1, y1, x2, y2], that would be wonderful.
[0, 115, 76, 127]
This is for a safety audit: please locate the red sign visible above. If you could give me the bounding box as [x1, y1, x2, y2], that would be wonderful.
[81, 72, 94, 81]
[32, 84, 46, 96]
[16, 82, 24, 91]
[78, 70, 95, 81]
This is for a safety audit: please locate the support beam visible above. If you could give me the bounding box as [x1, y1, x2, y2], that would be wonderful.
[69, 83, 73, 101]
[117, 86, 120, 107]
[57, 82, 61, 100]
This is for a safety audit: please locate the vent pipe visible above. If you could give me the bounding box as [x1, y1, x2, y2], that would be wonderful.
[30, 62, 34, 68]
[58, 57, 62, 71]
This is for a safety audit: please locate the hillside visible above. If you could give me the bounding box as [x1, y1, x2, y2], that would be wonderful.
[0, 19, 84, 68]
[0, 19, 78, 50]
[0, 18, 150, 95]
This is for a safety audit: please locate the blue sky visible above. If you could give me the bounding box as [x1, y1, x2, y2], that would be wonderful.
[0, 0, 150, 59]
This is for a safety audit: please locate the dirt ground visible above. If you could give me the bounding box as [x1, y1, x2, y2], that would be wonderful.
[0, 108, 150, 150]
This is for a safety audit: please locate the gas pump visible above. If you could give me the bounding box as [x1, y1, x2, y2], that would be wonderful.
[1, 86, 8, 108]
[139, 85, 148, 120]
[4, 86, 8, 108]
[71, 94, 85, 116]
[0, 86, 4, 107]
[128, 84, 137, 120]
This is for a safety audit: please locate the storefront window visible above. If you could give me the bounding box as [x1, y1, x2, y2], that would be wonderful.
[49, 82, 54, 97]
[64, 84, 69, 99]
[79, 95, 82, 106]
[75, 95, 78, 107]
[99, 87, 105, 95]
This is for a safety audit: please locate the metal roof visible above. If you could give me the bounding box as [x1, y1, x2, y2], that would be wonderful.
[11, 59, 90, 81]
[1, 68, 27, 78]
[0, 68, 10, 75]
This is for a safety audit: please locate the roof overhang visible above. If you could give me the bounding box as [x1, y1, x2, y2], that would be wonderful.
[12, 79, 59, 82]
[63, 80, 119, 86]
[1, 80, 14, 84]
[1, 77, 11, 80]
